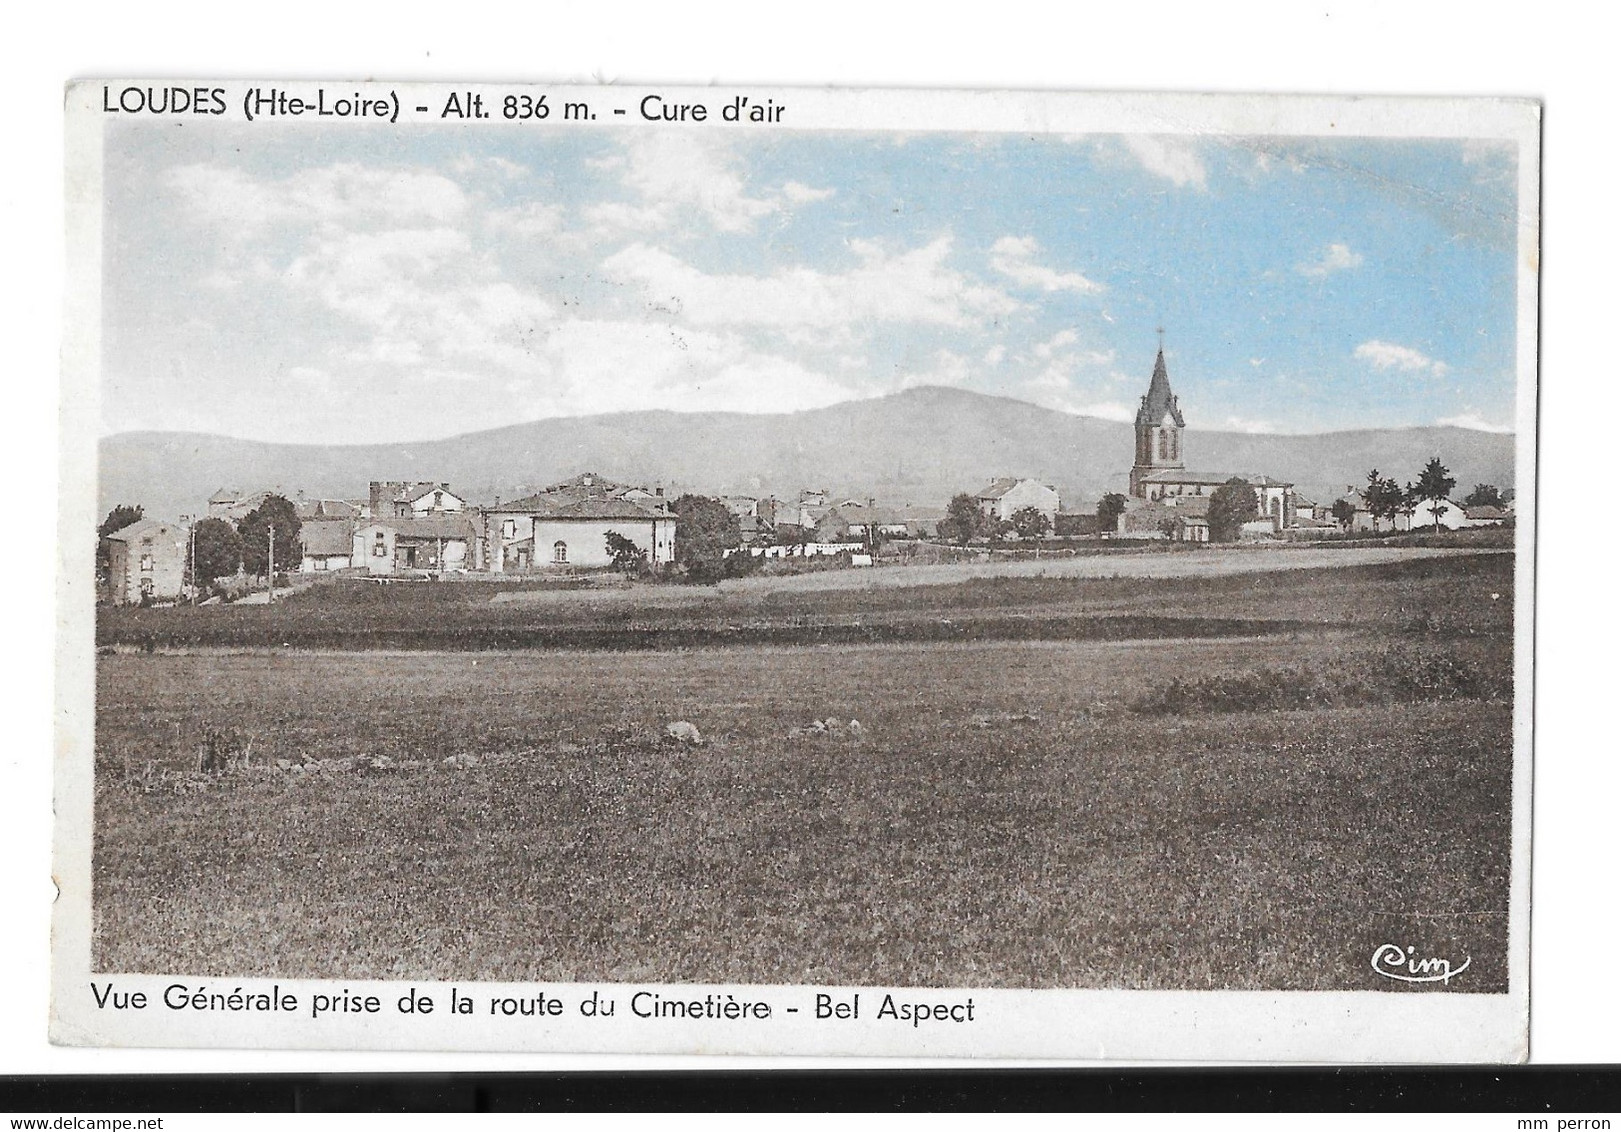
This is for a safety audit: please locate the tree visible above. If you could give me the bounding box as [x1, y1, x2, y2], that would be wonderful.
[190, 517, 243, 589]
[1096, 492, 1128, 534]
[99, 504, 144, 539]
[775, 522, 811, 547]
[1330, 498, 1357, 532]
[1361, 469, 1404, 532]
[96, 504, 144, 585]
[1010, 505, 1051, 540]
[604, 530, 648, 573]
[1207, 478, 1260, 542]
[237, 494, 302, 578]
[669, 493, 741, 579]
[939, 493, 987, 545]
[1413, 457, 1458, 531]
[1463, 483, 1504, 509]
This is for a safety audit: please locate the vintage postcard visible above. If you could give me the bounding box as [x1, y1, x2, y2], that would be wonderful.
[54, 82, 1539, 1060]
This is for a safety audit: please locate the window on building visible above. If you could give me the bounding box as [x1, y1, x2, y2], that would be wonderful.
[1170, 431, 1178, 460]
[139, 554, 153, 572]
[1158, 430, 1168, 459]
[501, 519, 516, 539]
[372, 531, 387, 557]
[139, 577, 154, 595]
[553, 541, 568, 564]
[433, 491, 443, 509]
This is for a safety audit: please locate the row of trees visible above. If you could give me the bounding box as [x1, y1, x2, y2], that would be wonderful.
[1342, 460, 1512, 533]
[938, 496, 1055, 545]
[1357, 460, 1460, 531]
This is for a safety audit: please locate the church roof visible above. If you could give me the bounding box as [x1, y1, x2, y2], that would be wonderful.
[1138, 469, 1295, 488]
[1136, 348, 1186, 429]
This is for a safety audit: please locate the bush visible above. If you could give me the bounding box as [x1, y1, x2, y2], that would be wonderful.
[1130, 645, 1508, 716]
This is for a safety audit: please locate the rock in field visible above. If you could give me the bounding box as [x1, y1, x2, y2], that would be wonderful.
[664, 721, 704, 746]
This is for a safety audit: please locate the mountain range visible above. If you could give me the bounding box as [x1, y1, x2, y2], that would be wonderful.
[97, 385, 1517, 521]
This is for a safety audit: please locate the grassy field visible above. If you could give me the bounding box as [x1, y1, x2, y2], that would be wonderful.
[97, 548, 1511, 650]
[92, 551, 1515, 991]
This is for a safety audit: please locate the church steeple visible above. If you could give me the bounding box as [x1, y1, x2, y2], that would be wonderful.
[1130, 342, 1187, 497]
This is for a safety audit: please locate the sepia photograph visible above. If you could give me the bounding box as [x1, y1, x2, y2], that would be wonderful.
[54, 84, 1538, 1058]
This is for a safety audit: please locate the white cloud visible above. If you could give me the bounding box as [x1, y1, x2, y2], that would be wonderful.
[518, 319, 857, 417]
[585, 134, 831, 234]
[1437, 412, 1514, 434]
[1013, 325, 1128, 417]
[782, 181, 836, 205]
[897, 349, 978, 391]
[1299, 242, 1365, 278]
[486, 201, 564, 238]
[285, 365, 329, 388]
[601, 236, 1019, 333]
[1123, 136, 1208, 190]
[168, 162, 469, 238]
[1030, 329, 1114, 368]
[989, 236, 1105, 293]
[282, 226, 554, 379]
[1033, 329, 1079, 359]
[984, 344, 1006, 367]
[1355, 339, 1450, 377]
[1071, 401, 1135, 423]
[1222, 415, 1277, 434]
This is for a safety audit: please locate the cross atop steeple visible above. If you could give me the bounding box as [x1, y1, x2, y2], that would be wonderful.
[1156, 325, 1165, 351]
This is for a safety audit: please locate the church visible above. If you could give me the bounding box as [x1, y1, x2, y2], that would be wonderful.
[1118, 343, 1295, 540]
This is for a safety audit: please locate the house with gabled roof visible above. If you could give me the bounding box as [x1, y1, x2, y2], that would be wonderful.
[300, 519, 357, 572]
[354, 514, 478, 575]
[369, 481, 467, 519]
[101, 518, 187, 605]
[1463, 505, 1510, 528]
[481, 475, 676, 571]
[975, 478, 1061, 523]
[295, 495, 362, 522]
[205, 488, 275, 522]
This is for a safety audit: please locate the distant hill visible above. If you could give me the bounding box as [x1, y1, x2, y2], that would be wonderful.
[97, 385, 1517, 521]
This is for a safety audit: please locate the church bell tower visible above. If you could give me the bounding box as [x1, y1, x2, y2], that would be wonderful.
[1129, 337, 1187, 498]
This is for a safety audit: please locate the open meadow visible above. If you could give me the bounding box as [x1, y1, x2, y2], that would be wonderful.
[92, 550, 1515, 991]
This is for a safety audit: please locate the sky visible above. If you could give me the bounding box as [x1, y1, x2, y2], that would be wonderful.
[100, 120, 1521, 444]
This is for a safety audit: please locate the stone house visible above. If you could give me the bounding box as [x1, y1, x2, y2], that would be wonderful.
[353, 515, 478, 575]
[482, 475, 676, 571]
[299, 519, 357, 573]
[975, 478, 1062, 523]
[102, 518, 187, 605]
[369, 481, 468, 520]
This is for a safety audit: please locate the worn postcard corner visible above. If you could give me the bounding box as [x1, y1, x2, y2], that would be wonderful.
[54, 81, 1538, 1061]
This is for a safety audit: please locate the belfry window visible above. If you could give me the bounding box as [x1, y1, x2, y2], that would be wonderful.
[1158, 430, 1169, 459]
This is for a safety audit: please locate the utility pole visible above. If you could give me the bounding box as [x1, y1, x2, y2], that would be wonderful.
[267, 522, 275, 605]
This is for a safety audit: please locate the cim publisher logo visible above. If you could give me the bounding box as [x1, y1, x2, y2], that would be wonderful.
[1371, 942, 1471, 985]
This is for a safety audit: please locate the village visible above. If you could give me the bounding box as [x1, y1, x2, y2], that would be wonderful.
[96, 347, 1515, 606]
